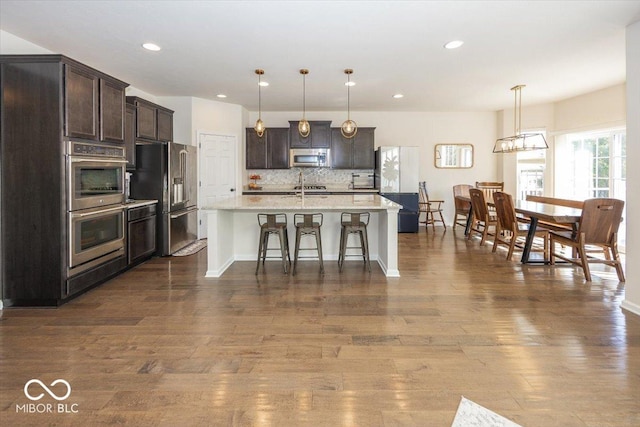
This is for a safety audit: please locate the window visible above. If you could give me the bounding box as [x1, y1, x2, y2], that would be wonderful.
[516, 132, 547, 200]
[556, 128, 626, 250]
[559, 130, 626, 199]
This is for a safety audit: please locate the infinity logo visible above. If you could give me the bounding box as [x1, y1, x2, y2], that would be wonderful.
[24, 379, 72, 401]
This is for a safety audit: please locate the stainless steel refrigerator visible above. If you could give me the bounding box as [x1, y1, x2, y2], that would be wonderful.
[131, 142, 198, 255]
[375, 146, 420, 232]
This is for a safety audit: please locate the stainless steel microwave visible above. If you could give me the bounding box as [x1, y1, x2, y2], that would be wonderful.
[289, 148, 330, 168]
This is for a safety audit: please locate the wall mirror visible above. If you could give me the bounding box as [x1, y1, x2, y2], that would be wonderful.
[434, 144, 474, 169]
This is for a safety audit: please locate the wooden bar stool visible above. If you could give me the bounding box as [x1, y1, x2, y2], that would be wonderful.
[255, 213, 291, 274]
[338, 212, 371, 272]
[292, 213, 324, 275]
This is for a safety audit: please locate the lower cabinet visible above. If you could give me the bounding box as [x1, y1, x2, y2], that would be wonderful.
[127, 204, 157, 265]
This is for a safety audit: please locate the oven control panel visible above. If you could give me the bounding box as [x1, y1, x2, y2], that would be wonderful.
[69, 141, 125, 158]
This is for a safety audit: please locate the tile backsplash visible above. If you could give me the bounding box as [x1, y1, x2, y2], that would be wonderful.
[246, 168, 374, 186]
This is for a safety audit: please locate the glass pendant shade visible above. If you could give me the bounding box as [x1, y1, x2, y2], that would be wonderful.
[255, 69, 265, 138]
[341, 69, 357, 139]
[254, 118, 265, 138]
[298, 119, 310, 138]
[341, 119, 357, 138]
[298, 69, 310, 138]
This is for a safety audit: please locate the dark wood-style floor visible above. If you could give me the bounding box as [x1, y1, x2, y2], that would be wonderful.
[2, 226, 639, 426]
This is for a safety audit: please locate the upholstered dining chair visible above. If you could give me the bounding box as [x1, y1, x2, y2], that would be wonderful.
[492, 191, 549, 261]
[452, 184, 473, 229]
[550, 198, 625, 282]
[418, 181, 446, 232]
[467, 188, 497, 245]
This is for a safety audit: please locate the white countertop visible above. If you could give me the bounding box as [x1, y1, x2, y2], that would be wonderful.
[243, 185, 378, 194]
[203, 194, 402, 211]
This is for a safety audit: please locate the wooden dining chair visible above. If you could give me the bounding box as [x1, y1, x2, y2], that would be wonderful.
[475, 181, 504, 210]
[467, 188, 497, 245]
[492, 191, 549, 261]
[550, 198, 625, 282]
[418, 181, 446, 232]
[452, 184, 473, 229]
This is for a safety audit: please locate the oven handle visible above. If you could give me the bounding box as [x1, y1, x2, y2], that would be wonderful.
[70, 157, 128, 164]
[70, 205, 125, 218]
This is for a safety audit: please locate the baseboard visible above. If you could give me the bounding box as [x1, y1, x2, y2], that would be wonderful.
[621, 299, 640, 317]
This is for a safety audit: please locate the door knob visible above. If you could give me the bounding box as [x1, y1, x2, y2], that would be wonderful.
[230, 188, 235, 192]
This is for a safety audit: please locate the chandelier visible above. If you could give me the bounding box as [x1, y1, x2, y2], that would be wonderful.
[493, 85, 548, 153]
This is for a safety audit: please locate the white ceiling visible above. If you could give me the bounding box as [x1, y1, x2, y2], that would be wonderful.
[2, 1, 640, 112]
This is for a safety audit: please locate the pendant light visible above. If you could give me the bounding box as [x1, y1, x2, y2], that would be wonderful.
[298, 69, 310, 138]
[254, 69, 266, 138]
[493, 85, 548, 153]
[341, 69, 357, 139]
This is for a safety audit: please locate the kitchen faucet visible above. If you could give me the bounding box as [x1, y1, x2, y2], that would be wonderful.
[298, 171, 305, 198]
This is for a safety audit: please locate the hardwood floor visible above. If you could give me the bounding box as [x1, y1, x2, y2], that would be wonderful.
[1, 227, 639, 426]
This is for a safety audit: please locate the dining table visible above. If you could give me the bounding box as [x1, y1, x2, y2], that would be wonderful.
[512, 200, 582, 263]
[457, 195, 583, 264]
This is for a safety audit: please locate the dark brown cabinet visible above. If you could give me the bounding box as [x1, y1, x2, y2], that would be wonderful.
[246, 128, 289, 169]
[65, 65, 99, 140]
[127, 204, 157, 265]
[64, 64, 126, 143]
[1, 55, 129, 307]
[289, 121, 331, 148]
[331, 127, 375, 169]
[100, 79, 126, 143]
[126, 97, 174, 143]
[157, 108, 173, 142]
[125, 103, 136, 169]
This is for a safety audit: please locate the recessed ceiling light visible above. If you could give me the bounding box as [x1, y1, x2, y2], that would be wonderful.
[216, 94, 227, 98]
[393, 94, 404, 99]
[345, 81, 356, 87]
[258, 81, 269, 87]
[142, 42, 161, 51]
[444, 40, 464, 49]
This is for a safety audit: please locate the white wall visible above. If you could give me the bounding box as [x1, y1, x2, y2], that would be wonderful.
[155, 96, 193, 144]
[249, 110, 498, 223]
[0, 30, 52, 54]
[622, 21, 640, 316]
[554, 85, 627, 133]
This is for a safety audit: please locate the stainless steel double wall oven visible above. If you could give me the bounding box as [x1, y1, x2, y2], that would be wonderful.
[66, 140, 127, 276]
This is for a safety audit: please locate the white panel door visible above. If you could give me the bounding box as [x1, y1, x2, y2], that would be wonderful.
[198, 132, 237, 238]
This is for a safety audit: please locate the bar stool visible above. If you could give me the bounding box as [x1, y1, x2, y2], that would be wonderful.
[338, 212, 371, 272]
[292, 213, 324, 275]
[255, 213, 291, 274]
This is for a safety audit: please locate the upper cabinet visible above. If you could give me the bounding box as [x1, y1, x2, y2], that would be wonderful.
[157, 108, 173, 142]
[126, 97, 174, 143]
[124, 104, 136, 169]
[65, 63, 127, 143]
[246, 128, 289, 169]
[289, 121, 331, 148]
[331, 127, 375, 169]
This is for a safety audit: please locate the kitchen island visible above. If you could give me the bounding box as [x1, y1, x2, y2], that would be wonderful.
[204, 194, 402, 277]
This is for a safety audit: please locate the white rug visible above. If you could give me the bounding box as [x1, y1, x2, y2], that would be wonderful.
[451, 396, 522, 427]
[172, 239, 207, 256]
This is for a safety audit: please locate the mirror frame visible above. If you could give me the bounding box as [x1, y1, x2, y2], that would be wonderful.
[434, 143, 474, 169]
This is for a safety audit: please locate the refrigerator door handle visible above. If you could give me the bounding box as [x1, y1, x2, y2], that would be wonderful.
[170, 207, 198, 219]
[180, 149, 188, 205]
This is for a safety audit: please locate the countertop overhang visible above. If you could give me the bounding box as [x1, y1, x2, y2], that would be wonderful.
[204, 194, 402, 211]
